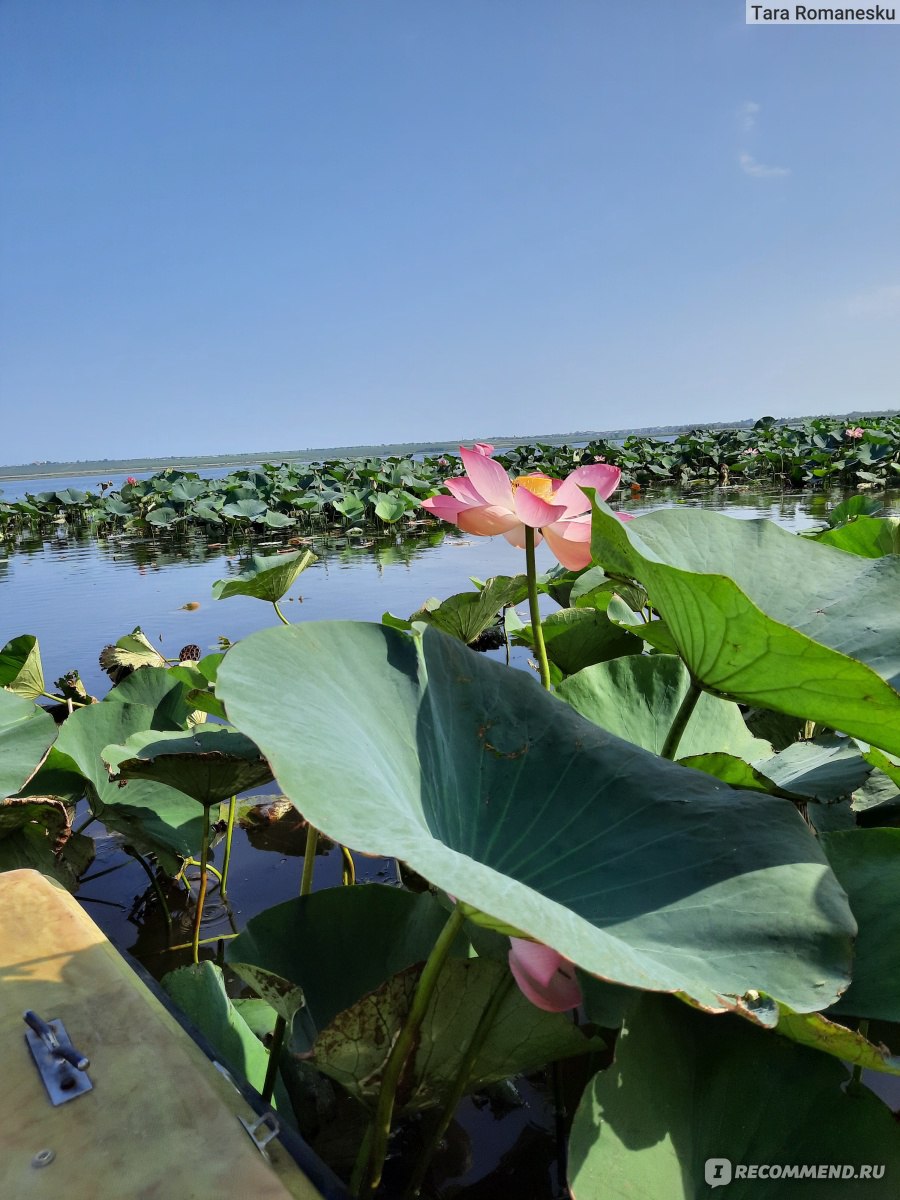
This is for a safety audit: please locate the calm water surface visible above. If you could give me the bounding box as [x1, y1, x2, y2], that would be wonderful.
[1, 483, 891, 958]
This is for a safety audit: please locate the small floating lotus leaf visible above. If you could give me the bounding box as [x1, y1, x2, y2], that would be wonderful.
[218, 622, 855, 1013]
[102, 724, 272, 807]
[0, 634, 45, 700]
[212, 548, 316, 604]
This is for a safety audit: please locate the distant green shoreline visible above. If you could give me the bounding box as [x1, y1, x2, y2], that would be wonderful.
[2, 410, 896, 481]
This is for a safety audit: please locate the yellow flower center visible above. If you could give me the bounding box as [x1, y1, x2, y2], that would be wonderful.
[511, 474, 555, 503]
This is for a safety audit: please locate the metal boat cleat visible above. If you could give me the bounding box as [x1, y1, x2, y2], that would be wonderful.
[23, 1010, 93, 1106]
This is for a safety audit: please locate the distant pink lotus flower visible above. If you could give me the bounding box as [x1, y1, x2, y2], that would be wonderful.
[508, 937, 582, 1012]
[422, 444, 631, 570]
[741, 448, 759, 457]
[126, 476, 138, 486]
[845, 427, 864, 440]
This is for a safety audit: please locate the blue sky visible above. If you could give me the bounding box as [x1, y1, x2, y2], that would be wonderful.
[1, 2, 898, 463]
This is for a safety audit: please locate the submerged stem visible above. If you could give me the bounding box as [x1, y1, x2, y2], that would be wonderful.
[125, 845, 172, 937]
[661, 681, 702, 760]
[191, 805, 212, 965]
[220, 794, 237, 900]
[525, 526, 552, 691]
[360, 906, 466, 1198]
[403, 972, 514, 1199]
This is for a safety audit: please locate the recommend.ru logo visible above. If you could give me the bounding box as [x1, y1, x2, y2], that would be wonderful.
[704, 1159, 885, 1186]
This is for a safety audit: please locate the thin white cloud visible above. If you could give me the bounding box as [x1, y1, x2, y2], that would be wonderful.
[739, 152, 790, 178]
[739, 101, 760, 132]
[847, 285, 900, 318]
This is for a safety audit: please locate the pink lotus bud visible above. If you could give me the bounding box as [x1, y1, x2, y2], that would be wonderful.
[508, 937, 582, 1012]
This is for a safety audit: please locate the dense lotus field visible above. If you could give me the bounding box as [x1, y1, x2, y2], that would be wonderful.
[4, 436, 900, 1197]
[1, 414, 899, 539]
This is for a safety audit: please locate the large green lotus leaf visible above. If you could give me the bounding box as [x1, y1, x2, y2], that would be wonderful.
[221, 498, 267, 521]
[212, 549, 315, 603]
[102, 669, 200, 731]
[54, 695, 203, 872]
[161, 962, 285, 1108]
[0, 634, 45, 699]
[568, 994, 900, 1200]
[312, 957, 604, 1115]
[218, 622, 855, 1012]
[102, 725, 271, 807]
[227, 885, 466, 1037]
[0, 797, 93, 889]
[262, 509, 296, 529]
[411, 576, 528, 644]
[557, 655, 772, 759]
[0, 689, 58, 800]
[753, 737, 871, 802]
[528, 608, 643, 676]
[12, 746, 87, 805]
[144, 506, 180, 527]
[812, 515, 900, 558]
[168, 479, 208, 502]
[821, 829, 900, 1022]
[374, 492, 408, 522]
[589, 499, 900, 755]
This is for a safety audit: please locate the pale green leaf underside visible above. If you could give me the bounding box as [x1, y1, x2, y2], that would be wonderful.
[218, 622, 854, 1012]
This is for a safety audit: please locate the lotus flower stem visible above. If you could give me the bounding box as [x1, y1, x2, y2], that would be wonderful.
[191, 805, 212, 964]
[359, 906, 466, 1198]
[402, 971, 514, 1199]
[661, 681, 702, 760]
[300, 822, 318, 896]
[525, 526, 552, 691]
[263, 824, 319, 1109]
[273, 600, 290, 626]
[261, 1013, 287, 1106]
[186, 858, 223, 884]
[341, 845, 356, 885]
[220, 794, 237, 900]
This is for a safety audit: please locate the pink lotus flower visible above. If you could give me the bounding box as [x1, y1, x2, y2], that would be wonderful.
[508, 937, 582, 1012]
[126, 476, 138, 486]
[845, 427, 864, 440]
[422, 444, 631, 570]
[741, 448, 759, 457]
